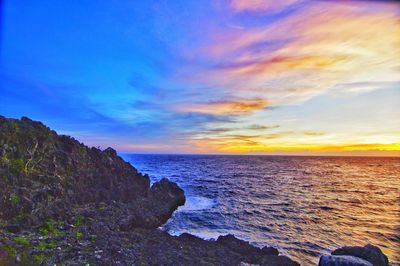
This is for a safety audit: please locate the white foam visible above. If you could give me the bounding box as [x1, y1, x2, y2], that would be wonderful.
[187, 230, 224, 240]
[168, 229, 224, 240]
[178, 196, 216, 212]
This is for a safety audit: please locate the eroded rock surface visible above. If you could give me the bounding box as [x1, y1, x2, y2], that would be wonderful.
[319, 244, 389, 266]
[0, 116, 298, 265]
[319, 255, 373, 266]
[331, 244, 389, 266]
[0, 116, 185, 231]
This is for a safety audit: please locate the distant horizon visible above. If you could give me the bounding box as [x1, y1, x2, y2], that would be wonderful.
[1, 1, 399, 156]
[118, 151, 400, 158]
[3, 114, 400, 157]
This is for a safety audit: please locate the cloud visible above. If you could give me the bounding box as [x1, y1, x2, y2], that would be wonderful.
[180, 0, 400, 108]
[304, 131, 325, 136]
[3, 1, 399, 155]
[217, 55, 350, 75]
[173, 99, 268, 115]
[332, 81, 400, 95]
[230, 0, 300, 13]
[246, 124, 280, 130]
[190, 135, 400, 153]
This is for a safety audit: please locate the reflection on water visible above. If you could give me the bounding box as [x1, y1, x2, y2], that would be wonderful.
[124, 155, 400, 265]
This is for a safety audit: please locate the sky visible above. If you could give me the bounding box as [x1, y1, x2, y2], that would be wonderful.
[0, 0, 399, 156]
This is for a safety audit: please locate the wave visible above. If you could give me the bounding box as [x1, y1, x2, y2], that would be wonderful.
[178, 196, 216, 212]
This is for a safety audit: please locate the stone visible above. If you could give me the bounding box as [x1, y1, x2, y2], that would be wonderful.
[332, 244, 389, 266]
[319, 255, 373, 266]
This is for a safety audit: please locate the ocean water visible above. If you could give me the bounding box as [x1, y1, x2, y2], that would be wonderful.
[123, 154, 400, 265]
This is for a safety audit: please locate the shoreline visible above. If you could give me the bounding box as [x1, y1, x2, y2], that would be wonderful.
[0, 116, 391, 265]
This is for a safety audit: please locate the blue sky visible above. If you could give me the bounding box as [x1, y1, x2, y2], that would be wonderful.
[1, 0, 399, 155]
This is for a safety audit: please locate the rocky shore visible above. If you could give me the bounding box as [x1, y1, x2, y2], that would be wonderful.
[0, 116, 390, 265]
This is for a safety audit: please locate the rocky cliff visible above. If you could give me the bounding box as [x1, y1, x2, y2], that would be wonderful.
[0, 116, 299, 265]
[0, 116, 185, 231]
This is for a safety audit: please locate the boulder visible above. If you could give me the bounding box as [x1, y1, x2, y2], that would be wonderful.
[216, 234, 293, 265]
[332, 244, 389, 266]
[119, 178, 185, 230]
[217, 234, 278, 256]
[319, 255, 373, 266]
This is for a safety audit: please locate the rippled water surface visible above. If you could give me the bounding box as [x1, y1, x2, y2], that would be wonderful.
[123, 155, 400, 265]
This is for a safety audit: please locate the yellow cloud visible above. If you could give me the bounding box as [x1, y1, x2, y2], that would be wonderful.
[304, 131, 325, 136]
[174, 99, 268, 115]
[190, 138, 400, 154]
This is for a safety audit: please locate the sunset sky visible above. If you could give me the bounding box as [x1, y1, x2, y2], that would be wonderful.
[1, 0, 399, 155]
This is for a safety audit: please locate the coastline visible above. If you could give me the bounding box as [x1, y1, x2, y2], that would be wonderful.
[0, 116, 391, 266]
[0, 116, 297, 265]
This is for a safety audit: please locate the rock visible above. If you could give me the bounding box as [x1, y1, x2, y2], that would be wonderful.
[217, 234, 279, 256]
[259, 255, 301, 266]
[0, 115, 299, 266]
[5, 224, 21, 233]
[319, 255, 373, 266]
[150, 178, 186, 207]
[0, 116, 184, 229]
[103, 147, 117, 157]
[119, 178, 185, 230]
[215, 234, 296, 265]
[147, 178, 186, 224]
[331, 244, 389, 266]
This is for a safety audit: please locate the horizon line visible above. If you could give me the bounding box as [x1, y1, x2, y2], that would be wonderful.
[117, 152, 400, 158]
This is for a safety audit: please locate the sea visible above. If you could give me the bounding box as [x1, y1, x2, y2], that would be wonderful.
[122, 154, 400, 265]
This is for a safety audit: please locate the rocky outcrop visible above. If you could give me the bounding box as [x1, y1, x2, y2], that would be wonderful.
[119, 178, 185, 229]
[0, 116, 298, 265]
[0, 115, 184, 231]
[214, 234, 298, 266]
[319, 244, 389, 266]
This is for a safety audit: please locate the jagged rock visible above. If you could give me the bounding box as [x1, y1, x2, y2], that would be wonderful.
[331, 244, 389, 266]
[119, 178, 185, 230]
[216, 234, 299, 266]
[217, 234, 279, 256]
[259, 255, 302, 266]
[0, 115, 184, 229]
[0, 115, 299, 265]
[147, 178, 186, 223]
[319, 255, 373, 266]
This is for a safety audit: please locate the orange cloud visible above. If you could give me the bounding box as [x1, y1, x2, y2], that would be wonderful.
[187, 1, 400, 106]
[174, 99, 268, 115]
[172, 1, 400, 155]
[219, 55, 350, 76]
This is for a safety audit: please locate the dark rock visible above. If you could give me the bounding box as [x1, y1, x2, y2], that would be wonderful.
[259, 255, 302, 266]
[319, 255, 373, 266]
[217, 234, 279, 256]
[0, 116, 183, 229]
[216, 234, 291, 265]
[119, 179, 185, 230]
[0, 115, 299, 266]
[147, 178, 186, 224]
[5, 224, 21, 233]
[104, 147, 117, 157]
[262, 246, 280, 256]
[331, 244, 389, 266]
